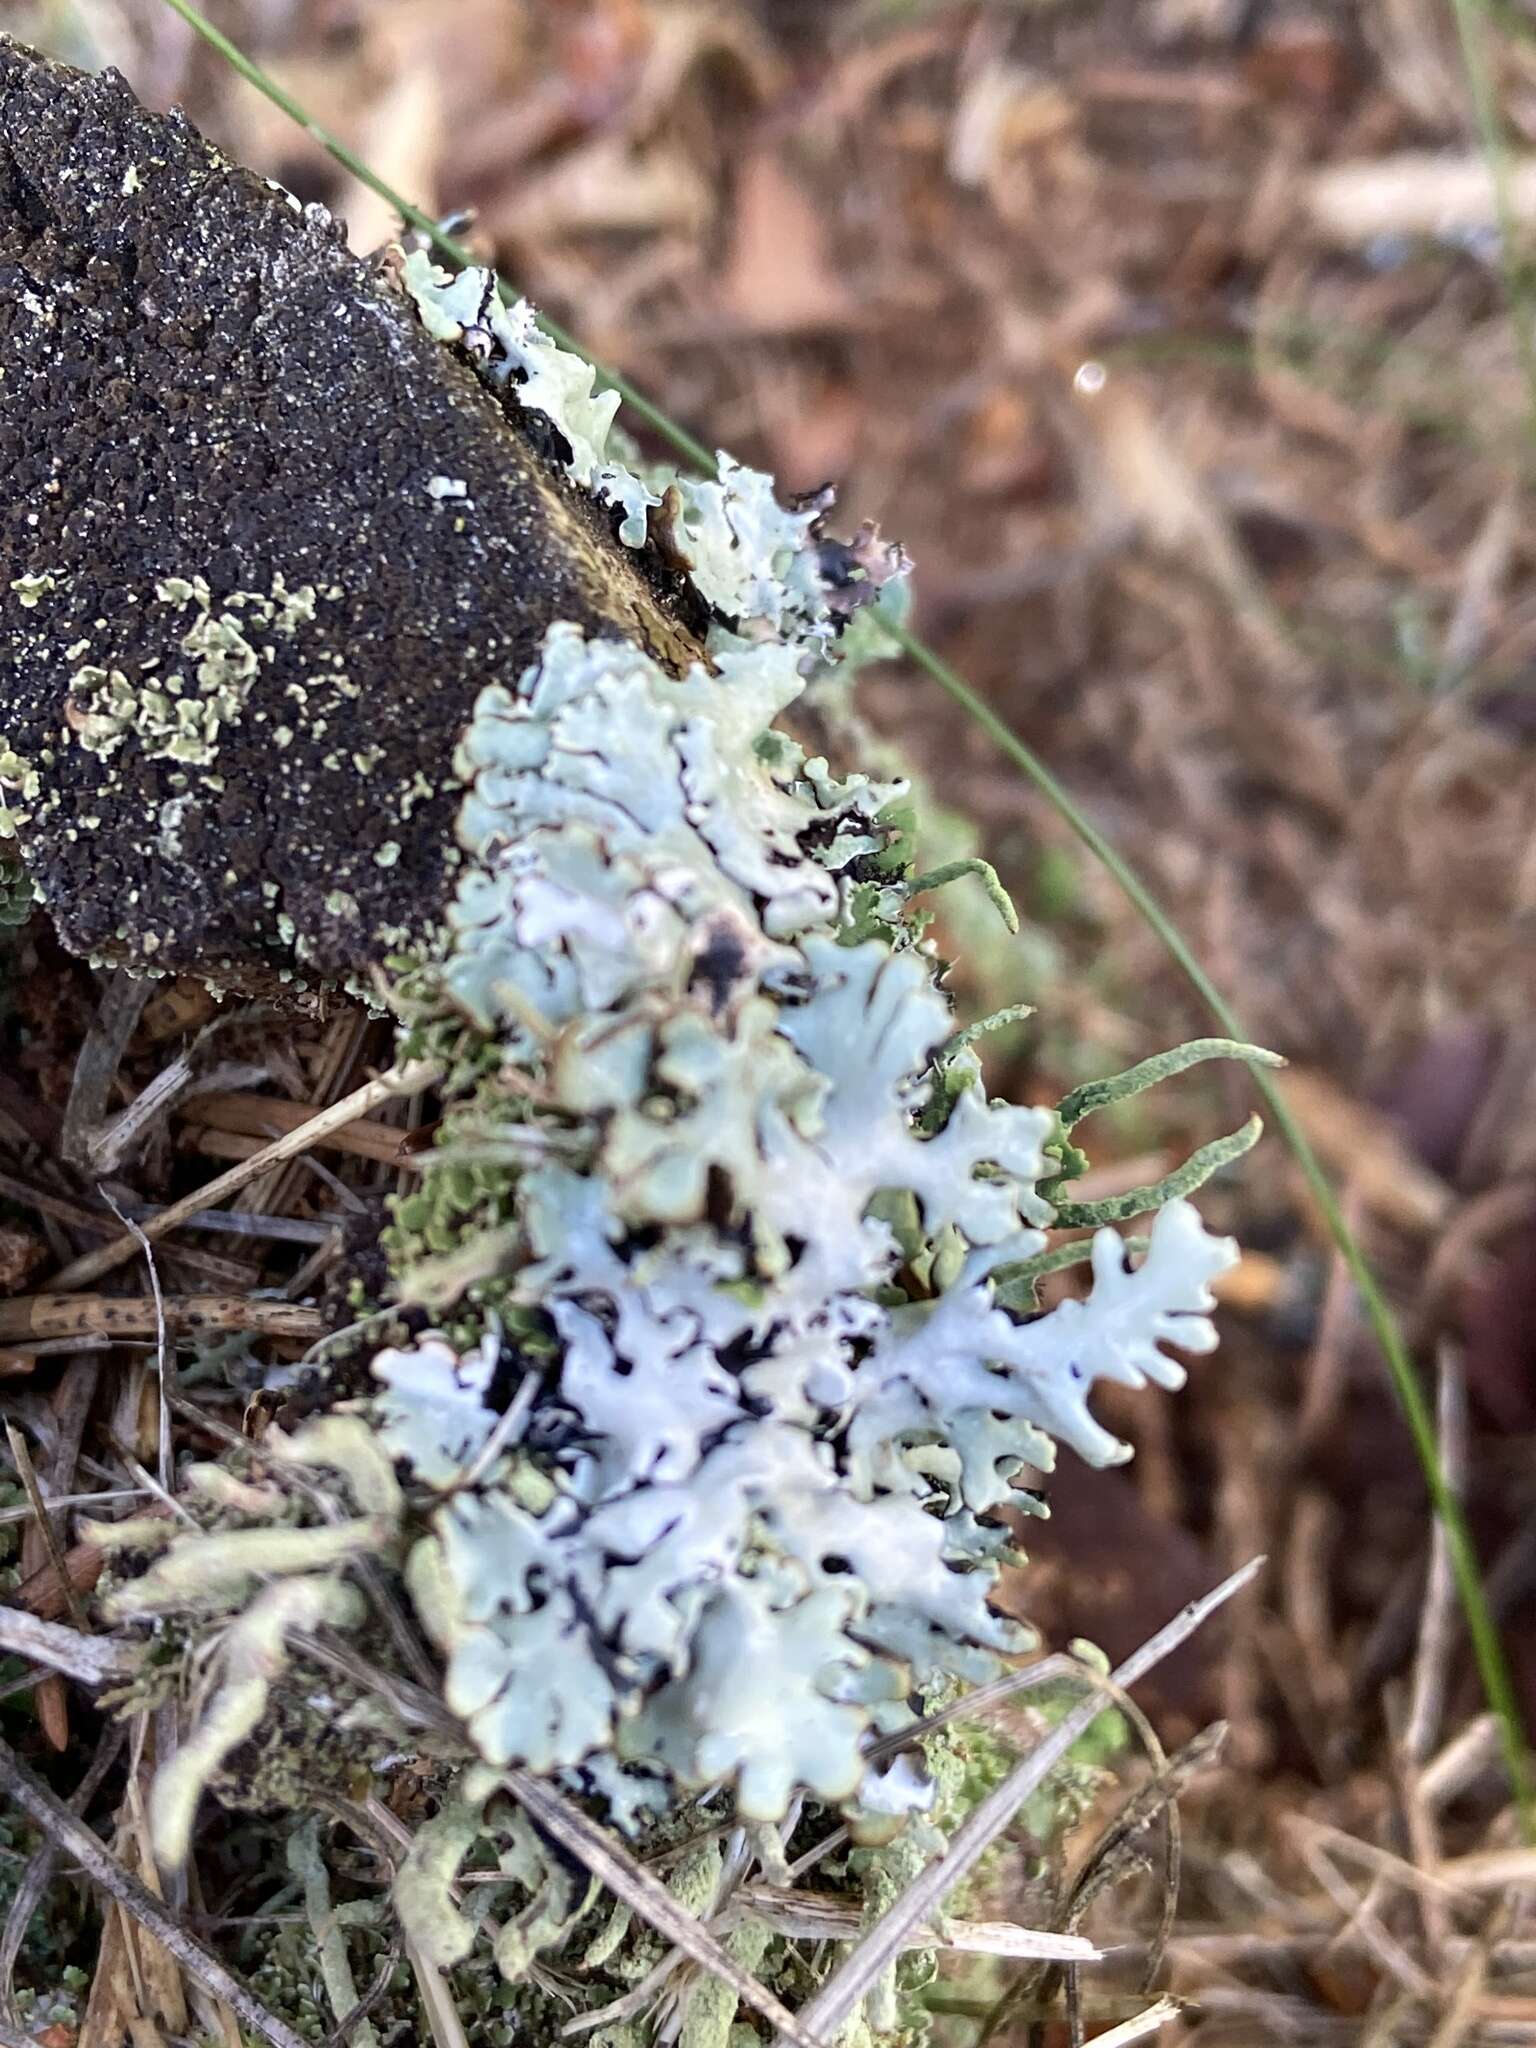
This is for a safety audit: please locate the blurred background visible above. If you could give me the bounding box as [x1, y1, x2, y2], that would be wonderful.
[6, 0, 1536, 2037]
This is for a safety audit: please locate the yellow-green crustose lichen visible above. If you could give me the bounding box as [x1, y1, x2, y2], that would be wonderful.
[65, 574, 324, 768]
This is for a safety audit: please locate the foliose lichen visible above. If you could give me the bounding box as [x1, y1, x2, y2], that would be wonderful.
[101, 260, 1268, 2034]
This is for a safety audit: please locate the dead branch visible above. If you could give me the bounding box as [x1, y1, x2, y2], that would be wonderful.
[0, 1608, 131, 1687]
[0, 1734, 311, 2048]
[40, 1059, 441, 1293]
[0, 1295, 326, 1344]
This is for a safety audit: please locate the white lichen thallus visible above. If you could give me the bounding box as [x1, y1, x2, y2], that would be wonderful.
[118, 0, 1536, 1967]
[93, 165, 1284, 2024]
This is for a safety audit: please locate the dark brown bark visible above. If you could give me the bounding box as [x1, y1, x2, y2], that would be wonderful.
[0, 38, 705, 992]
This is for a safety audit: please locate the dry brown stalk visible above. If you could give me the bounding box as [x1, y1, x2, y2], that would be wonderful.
[181, 1089, 424, 1166]
[0, 1736, 308, 2048]
[40, 1060, 442, 1294]
[0, 1608, 130, 1687]
[0, 1296, 326, 1344]
[782, 1560, 1265, 2047]
[2, 1424, 89, 1642]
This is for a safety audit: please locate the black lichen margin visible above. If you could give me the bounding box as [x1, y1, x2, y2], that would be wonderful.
[0, 37, 706, 991]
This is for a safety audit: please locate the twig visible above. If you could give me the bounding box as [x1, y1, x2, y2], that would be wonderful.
[1290, 1834, 1437, 2000]
[1399, 1345, 1471, 1966]
[0, 1609, 133, 1686]
[60, 968, 152, 1170]
[0, 1736, 311, 2048]
[1404, 1344, 1469, 1765]
[0, 1722, 124, 2019]
[100, 1189, 173, 1494]
[0, 1296, 327, 1344]
[979, 1701, 1212, 2048]
[322, 1939, 401, 2047]
[722, 1888, 1097, 1961]
[782, 1654, 1118, 1892]
[0, 1485, 149, 1527]
[93, 1057, 272, 1177]
[154, 0, 1536, 1841]
[452, 1363, 539, 1493]
[1075, 1996, 1184, 2047]
[0, 1169, 116, 1237]
[0, 1173, 333, 1246]
[1422, 1715, 1502, 1810]
[183, 1090, 426, 1166]
[3, 1424, 89, 1632]
[41, 1061, 443, 1294]
[14, 1354, 101, 1748]
[1064, 1723, 1225, 2046]
[1435, 1842, 1536, 1893]
[243, 1009, 371, 1221]
[301, 1636, 458, 1743]
[0, 1336, 131, 1371]
[408, 1933, 471, 2048]
[133, 1206, 338, 1245]
[780, 1561, 1264, 2048]
[499, 1767, 824, 2048]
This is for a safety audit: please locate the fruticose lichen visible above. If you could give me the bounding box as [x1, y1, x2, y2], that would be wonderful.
[102, 258, 1268, 2036]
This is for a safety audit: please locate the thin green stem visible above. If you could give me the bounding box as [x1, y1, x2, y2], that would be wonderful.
[153, 0, 1533, 1831]
[891, 618, 1532, 1827]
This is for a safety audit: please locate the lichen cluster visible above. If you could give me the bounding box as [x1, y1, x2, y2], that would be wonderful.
[65, 573, 323, 768]
[99, 257, 1264, 2036]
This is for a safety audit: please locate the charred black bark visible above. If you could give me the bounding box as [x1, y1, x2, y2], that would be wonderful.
[0, 38, 705, 992]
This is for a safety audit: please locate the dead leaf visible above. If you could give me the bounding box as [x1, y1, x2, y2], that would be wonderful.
[718, 148, 860, 335]
[1061, 358, 1314, 690]
[81, 1902, 139, 2048]
[14, 1535, 110, 1619]
[494, 135, 712, 244]
[997, 1465, 1227, 1736]
[1242, 17, 1352, 108]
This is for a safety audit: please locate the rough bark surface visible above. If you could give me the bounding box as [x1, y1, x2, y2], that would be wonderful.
[0, 38, 706, 990]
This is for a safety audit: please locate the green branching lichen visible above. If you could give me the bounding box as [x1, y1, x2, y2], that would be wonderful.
[0, 732, 40, 840]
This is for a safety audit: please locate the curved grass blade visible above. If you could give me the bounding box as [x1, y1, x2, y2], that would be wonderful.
[1057, 1038, 1284, 1132]
[148, 0, 1534, 1834]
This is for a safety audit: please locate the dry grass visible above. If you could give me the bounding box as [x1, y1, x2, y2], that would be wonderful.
[3, 0, 1536, 2040]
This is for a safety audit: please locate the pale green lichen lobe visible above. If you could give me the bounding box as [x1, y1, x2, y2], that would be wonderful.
[64, 576, 325, 767]
[98, 263, 1257, 2041]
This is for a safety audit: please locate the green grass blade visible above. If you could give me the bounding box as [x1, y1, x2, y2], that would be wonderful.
[150, 0, 1534, 1830]
[891, 618, 1532, 1827]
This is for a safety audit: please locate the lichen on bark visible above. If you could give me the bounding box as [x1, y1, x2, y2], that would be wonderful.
[0, 38, 1271, 2040]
